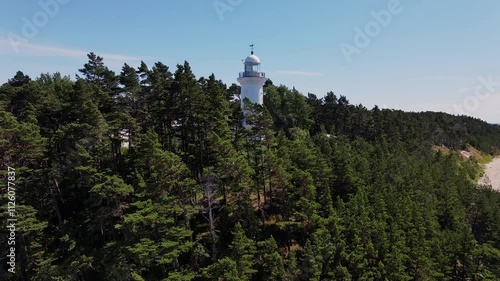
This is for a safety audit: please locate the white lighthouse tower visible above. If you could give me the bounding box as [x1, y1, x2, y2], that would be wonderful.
[237, 46, 266, 107]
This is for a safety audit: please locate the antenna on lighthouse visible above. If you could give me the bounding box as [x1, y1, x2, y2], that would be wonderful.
[250, 44, 254, 55]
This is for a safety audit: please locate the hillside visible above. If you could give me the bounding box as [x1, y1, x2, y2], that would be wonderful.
[479, 157, 500, 191]
[1, 53, 500, 280]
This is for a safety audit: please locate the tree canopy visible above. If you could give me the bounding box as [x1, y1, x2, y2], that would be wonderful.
[1, 53, 500, 280]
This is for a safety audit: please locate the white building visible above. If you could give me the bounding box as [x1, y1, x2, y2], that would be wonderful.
[237, 50, 266, 106]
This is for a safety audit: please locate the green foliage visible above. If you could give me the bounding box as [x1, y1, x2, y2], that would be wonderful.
[229, 223, 257, 280]
[256, 237, 285, 281]
[2, 54, 500, 280]
[203, 257, 240, 281]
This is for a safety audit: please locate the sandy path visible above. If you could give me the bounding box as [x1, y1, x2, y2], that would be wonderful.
[478, 157, 500, 191]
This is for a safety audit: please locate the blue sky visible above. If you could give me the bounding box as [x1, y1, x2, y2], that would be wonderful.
[1, 0, 499, 123]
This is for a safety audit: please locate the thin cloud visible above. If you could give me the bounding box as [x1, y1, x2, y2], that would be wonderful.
[458, 75, 500, 93]
[407, 76, 477, 81]
[273, 70, 324, 77]
[0, 39, 147, 61]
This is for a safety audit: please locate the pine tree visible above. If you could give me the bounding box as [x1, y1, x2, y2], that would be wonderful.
[229, 223, 257, 280]
[256, 236, 285, 281]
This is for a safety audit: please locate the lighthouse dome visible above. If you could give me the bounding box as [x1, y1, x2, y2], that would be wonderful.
[245, 54, 261, 64]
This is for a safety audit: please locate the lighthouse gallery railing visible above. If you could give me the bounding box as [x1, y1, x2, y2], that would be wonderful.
[239, 72, 265, 78]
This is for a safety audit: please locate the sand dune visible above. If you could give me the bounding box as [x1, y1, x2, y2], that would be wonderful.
[478, 157, 500, 191]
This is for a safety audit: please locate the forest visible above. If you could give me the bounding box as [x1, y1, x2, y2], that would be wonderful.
[1, 52, 500, 280]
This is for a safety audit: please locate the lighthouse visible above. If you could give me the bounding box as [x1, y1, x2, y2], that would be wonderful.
[237, 46, 266, 107]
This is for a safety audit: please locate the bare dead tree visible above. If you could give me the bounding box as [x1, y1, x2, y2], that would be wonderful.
[201, 174, 219, 262]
